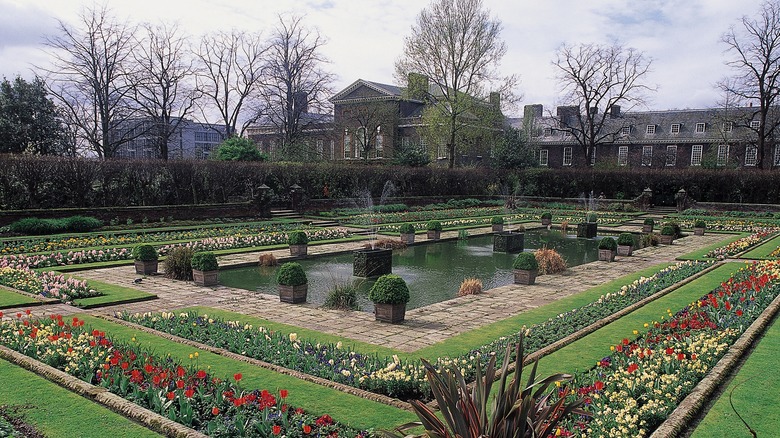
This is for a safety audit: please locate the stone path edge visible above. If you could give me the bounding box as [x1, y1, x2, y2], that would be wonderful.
[94, 314, 414, 412]
[0, 345, 206, 438]
[649, 286, 780, 437]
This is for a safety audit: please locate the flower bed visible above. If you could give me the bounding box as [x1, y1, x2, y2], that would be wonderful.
[0, 267, 100, 303]
[0, 229, 350, 270]
[0, 313, 368, 437]
[121, 261, 710, 401]
[555, 260, 780, 437]
[704, 229, 774, 259]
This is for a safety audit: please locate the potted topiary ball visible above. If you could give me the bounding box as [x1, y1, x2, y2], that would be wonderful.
[616, 233, 635, 256]
[369, 274, 410, 323]
[287, 230, 309, 257]
[598, 237, 617, 262]
[693, 219, 706, 236]
[426, 220, 442, 240]
[642, 218, 655, 233]
[491, 216, 504, 232]
[132, 244, 158, 275]
[399, 223, 416, 245]
[659, 225, 675, 245]
[276, 262, 308, 304]
[512, 252, 538, 285]
[540, 212, 553, 226]
[191, 251, 219, 286]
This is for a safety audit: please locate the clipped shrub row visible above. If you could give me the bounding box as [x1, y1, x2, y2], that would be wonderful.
[7, 215, 103, 235]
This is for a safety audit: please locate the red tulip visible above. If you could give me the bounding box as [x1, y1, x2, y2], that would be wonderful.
[177, 366, 186, 377]
[233, 373, 242, 382]
[166, 391, 175, 400]
[196, 369, 207, 379]
[211, 406, 220, 416]
[176, 380, 185, 389]
[272, 425, 282, 435]
[280, 389, 288, 398]
[184, 388, 194, 398]
[627, 363, 638, 374]
[303, 424, 312, 434]
[594, 381, 604, 391]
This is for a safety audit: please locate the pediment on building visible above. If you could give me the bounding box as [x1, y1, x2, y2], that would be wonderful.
[330, 79, 402, 103]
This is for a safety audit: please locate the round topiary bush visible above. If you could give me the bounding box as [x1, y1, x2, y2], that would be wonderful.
[599, 237, 618, 251]
[541, 212, 553, 220]
[694, 219, 706, 228]
[491, 216, 504, 225]
[643, 218, 655, 226]
[426, 220, 442, 231]
[132, 244, 158, 261]
[191, 251, 218, 271]
[663, 221, 682, 237]
[661, 225, 675, 236]
[368, 274, 410, 304]
[276, 262, 307, 286]
[399, 223, 416, 234]
[513, 252, 539, 270]
[617, 233, 635, 247]
[287, 230, 309, 245]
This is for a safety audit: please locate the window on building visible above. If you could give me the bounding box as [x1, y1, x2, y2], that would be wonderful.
[543, 127, 552, 137]
[343, 131, 351, 159]
[642, 145, 653, 166]
[591, 146, 597, 166]
[745, 145, 758, 166]
[563, 147, 572, 166]
[316, 139, 324, 157]
[437, 143, 448, 159]
[618, 145, 629, 166]
[621, 126, 631, 136]
[539, 149, 549, 166]
[695, 123, 706, 133]
[671, 123, 681, 134]
[402, 136, 411, 148]
[375, 134, 383, 158]
[646, 125, 656, 135]
[750, 120, 761, 129]
[666, 145, 677, 166]
[419, 137, 427, 152]
[723, 122, 733, 132]
[691, 144, 703, 165]
[717, 144, 729, 166]
[329, 140, 335, 160]
[775, 145, 780, 166]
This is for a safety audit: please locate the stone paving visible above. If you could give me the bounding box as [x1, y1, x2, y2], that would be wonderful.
[4, 226, 730, 353]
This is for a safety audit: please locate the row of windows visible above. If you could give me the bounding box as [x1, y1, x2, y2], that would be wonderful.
[630, 120, 761, 136]
[539, 144, 780, 167]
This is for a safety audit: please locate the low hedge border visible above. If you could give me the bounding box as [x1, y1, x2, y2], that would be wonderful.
[0, 345, 206, 438]
[649, 284, 780, 437]
[97, 314, 413, 413]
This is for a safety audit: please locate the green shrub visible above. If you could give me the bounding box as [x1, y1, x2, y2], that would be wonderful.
[643, 218, 655, 226]
[132, 244, 158, 261]
[368, 274, 410, 304]
[7, 215, 102, 235]
[585, 212, 598, 223]
[491, 216, 504, 225]
[661, 225, 675, 236]
[212, 137, 268, 161]
[287, 230, 309, 245]
[64, 216, 103, 232]
[694, 219, 706, 228]
[641, 233, 659, 247]
[276, 262, 307, 286]
[458, 229, 469, 240]
[540, 212, 552, 220]
[663, 221, 682, 237]
[598, 237, 617, 251]
[399, 223, 416, 234]
[163, 247, 194, 280]
[617, 233, 635, 247]
[512, 252, 538, 270]
[191, 251, 218, 271]
[322, 283, 359, 310]
[426, 220, 442, 231]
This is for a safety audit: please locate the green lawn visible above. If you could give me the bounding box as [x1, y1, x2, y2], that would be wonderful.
[691, 308, 780, 437]
[72, 278, 157, 308]
[0, 358, 162, 438]
[739, 234, 780, 260]
[78, 315, 416, 431]
[0, 288, 41, 309]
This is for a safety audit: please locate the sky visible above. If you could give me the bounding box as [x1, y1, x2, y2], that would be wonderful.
[0, 0, 767, 117]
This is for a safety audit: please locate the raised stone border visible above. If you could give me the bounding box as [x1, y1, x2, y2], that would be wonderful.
[97, 314, 414, 412]
[0, 345, 206, 438]
[650, 284, 780, 437]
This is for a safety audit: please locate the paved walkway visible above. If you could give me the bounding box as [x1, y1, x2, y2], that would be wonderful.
[6, 227, 728, 352]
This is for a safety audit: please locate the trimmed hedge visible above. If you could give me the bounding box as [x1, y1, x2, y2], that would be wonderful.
[513, 252, 538, 270]
[7, 215, 102, 235]
[132, 244, 158, 261]
[598, 237, 618, 250]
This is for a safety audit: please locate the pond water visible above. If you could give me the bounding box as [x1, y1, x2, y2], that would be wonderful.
[219, 230, 603, 312]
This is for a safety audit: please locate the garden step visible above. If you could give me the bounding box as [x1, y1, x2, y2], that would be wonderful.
[309, 219, 340, 227]
[270, 209, 304, 220]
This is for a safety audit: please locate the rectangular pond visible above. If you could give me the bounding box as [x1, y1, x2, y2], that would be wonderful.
[219, 230, 603, 312]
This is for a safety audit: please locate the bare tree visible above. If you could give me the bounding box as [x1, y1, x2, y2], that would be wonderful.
[260, 14, 334, 159]
[339, 100, 399, 160]
[552, 42, 654, 166]
[194, 30, 267, 138]
[395, 0, 516, 168]
[131, 22, 198, 159]
[720, 0, 780, 169]
[43, 6, 140, 159]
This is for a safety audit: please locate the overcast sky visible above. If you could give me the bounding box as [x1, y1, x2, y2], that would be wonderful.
[0, 0, 767, 117]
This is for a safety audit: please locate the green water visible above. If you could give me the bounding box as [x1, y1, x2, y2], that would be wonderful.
[220, 230, 602, 312]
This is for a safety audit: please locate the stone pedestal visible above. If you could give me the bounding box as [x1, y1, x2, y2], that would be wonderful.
[513, 269, 537, 285]
[353, 248, 392, 278]
[493, 231, 524, 253]
[577, 222, 598, 238]
[279, 284, 308, 304]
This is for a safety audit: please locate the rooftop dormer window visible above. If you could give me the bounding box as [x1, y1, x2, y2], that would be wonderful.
[646, 125, 656, 135]
[671, 123, 680, 134]
[695, 123, 706, 133]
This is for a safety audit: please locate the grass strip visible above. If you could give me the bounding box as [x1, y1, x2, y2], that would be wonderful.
[739, 234, 780, 260]
[71, 278, 157, 308]
[675, 233, 746, 261]
[77, 314, 416, 430]
[690, 310, 780, 437]
[0, 358, 162, 438]
[0, 288, 42, 309]
[532, 262, 741, 378]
